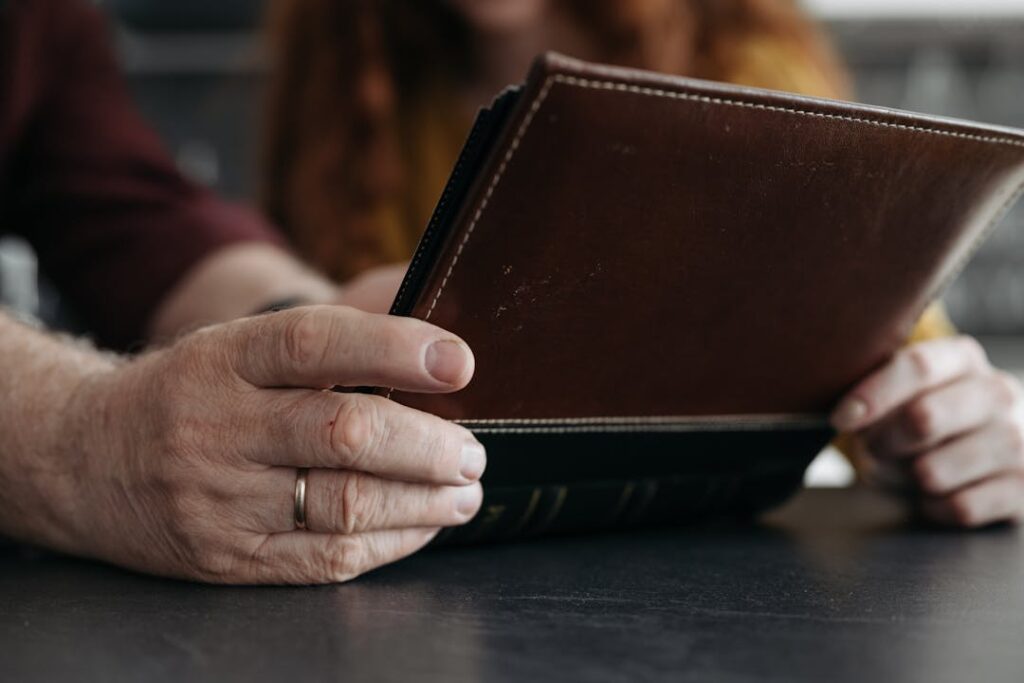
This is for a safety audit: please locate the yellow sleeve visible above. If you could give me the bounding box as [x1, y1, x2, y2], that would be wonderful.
[720, 36, 849, 100]
[907, 302, 957, 343]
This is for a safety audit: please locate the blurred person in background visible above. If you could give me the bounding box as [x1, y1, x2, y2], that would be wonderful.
[263, 0, 1024, 527]
[0, 0, 486, 584]
[264, 0, 851, 281]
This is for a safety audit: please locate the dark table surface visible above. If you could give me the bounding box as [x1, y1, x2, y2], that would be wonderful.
[2, 487, 1023, 683]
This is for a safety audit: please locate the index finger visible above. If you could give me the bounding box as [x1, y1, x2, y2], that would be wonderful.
[831, 336, 989, 433]
[223, 305, 475, 392]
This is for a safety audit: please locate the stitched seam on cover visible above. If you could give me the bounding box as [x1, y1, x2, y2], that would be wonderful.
[383, 77, 559, 401]
[386, 73, 1024, 401]
[456, 413, 825, 426]
[422, 73, 1024, 321]
[458, 414, 830, 434]
[555, 75, 1024, 148]
[466, 425, 820, 434]
[421, 77, 560, 323]
[390, 116, 490, 312]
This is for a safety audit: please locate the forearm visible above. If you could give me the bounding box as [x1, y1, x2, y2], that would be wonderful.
[147, 243, 338, 342]
[0, 312, 121, 550]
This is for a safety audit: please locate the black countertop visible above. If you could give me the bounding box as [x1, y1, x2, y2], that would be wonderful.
[2, 488, 1023, 682]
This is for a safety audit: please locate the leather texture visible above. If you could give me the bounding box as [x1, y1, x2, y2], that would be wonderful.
[389, 52, 1024, 419]
[378, 53, 1024, 542]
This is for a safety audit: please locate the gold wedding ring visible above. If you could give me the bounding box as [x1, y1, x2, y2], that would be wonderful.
[294, 468, 309, 531]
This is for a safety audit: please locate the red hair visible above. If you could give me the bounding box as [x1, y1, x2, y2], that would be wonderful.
[262, 0, 849, 280]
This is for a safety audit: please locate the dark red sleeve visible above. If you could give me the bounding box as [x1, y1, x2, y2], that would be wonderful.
[7, 1, 283, 350]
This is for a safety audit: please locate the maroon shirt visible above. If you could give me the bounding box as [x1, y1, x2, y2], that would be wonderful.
[0, 0, 282, 349]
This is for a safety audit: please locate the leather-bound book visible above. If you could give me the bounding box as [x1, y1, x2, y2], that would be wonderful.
[377, 52, 1024, 544]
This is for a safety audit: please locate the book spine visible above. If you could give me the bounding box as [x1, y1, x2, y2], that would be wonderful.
[433, 464, 806, 545]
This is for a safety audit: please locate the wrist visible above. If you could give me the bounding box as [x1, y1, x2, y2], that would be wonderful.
[149, 243, 339, 341]
[51, 351, 144, 558]
[0, 325, 123, 553]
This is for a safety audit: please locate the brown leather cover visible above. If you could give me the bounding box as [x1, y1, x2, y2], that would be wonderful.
[380, 53, 1024, 543]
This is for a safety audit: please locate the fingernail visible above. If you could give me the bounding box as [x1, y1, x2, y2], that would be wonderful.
[425, 339, 469, 385]
[459, 440, 487, 481]
[831, 397, 869, 432]
[456, 485, 482, 517]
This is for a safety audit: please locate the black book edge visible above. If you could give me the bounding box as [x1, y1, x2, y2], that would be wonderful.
[388, 85, 524, 318]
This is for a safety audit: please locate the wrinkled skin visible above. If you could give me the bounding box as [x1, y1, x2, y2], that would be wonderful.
[61, 305, 486, 584]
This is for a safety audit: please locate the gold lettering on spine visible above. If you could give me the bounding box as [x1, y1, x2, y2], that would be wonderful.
[531, 486, 569, 536]
[505, 488, 543, 538]
[607, 481, 636, 525]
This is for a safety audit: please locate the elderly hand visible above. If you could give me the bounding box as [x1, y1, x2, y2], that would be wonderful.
[59, 305, 484, 584]
[831, 336, 1024, 527]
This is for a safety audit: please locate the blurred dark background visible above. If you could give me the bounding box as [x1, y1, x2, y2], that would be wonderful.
[2, 1, 1022, 361]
